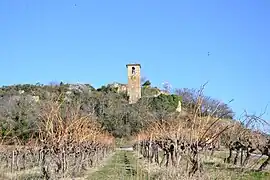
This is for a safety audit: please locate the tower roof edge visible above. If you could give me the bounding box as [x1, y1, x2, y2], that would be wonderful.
[126, 64, 141, 68]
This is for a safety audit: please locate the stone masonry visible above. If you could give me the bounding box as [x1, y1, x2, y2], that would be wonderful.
[126, 64, 141, 104]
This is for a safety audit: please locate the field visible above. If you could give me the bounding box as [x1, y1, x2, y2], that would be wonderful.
[0, 84, 269, 179]
[0, 143, 269, 180]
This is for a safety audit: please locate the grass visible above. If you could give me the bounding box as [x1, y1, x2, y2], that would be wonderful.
[89, 150, 150, 180]
[0, 166, 42, 180]
[115, 137, 132, 147]
[244, 171, 270, 180]
[132, 149, 270, 180]
[0, 147, 268, 180]
[201, 156, 270, 180]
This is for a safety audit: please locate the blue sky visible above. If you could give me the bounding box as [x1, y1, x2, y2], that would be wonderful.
[0, 0, 270, 130]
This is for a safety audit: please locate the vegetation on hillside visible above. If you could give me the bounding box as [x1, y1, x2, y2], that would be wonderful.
[0, 81, 269, 179]
[0, 81, 236, 141]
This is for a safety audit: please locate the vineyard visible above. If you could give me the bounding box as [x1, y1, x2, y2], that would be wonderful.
[132, 87, 270, 179]
[0, 96, 115, 179]
[0, 84, 269, 179]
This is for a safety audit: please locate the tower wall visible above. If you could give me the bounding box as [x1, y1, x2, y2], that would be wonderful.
[126, 64, 141, 104]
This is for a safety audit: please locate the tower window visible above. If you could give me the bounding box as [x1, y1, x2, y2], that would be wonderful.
[132, 67, 136, 75]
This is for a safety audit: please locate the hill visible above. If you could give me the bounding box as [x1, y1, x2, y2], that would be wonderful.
[0, 81, 270, 179]
[0, 81, 237, 141]
[0, 81, 184, 141]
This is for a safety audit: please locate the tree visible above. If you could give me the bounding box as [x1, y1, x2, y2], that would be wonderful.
[142, 80, 151, 87]
[142, 94, 182, 123]
[175, 88, 234, 119]
[0, 95, 38, 143]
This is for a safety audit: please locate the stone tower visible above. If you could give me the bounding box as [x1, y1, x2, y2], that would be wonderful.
[126, 64, 141, 104]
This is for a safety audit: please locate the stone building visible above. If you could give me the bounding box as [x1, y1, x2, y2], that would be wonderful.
[126, 63, 141, 104]
[109, 82, 127, 93]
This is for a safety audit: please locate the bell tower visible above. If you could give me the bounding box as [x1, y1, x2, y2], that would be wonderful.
[126, 63, 141, 104]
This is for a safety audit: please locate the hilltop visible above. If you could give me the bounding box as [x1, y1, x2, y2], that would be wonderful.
[0, 81, 182, 140]
[0, 81, 236, 141]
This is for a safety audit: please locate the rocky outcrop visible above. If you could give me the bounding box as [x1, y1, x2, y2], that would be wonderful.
[68, 84, 93, 94]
